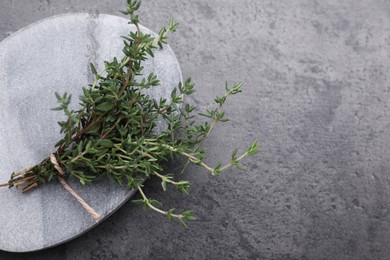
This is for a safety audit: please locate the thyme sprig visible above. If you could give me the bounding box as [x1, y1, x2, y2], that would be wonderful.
[0, 0, 258, 227]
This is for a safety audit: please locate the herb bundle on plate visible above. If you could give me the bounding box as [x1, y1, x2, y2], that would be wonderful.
[0, 0, 258, 227]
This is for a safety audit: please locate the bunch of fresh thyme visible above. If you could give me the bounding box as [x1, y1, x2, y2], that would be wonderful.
[0, 0, 258, 227]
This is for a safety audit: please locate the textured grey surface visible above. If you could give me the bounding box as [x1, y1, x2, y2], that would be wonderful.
[1, 0, 390, 259]
[0, 13, 181, 252]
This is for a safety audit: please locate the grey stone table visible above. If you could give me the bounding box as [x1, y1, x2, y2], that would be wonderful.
[0, 13, 181, 252]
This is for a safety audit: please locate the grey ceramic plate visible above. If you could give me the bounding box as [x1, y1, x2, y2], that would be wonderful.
[0, 13, 181, 252]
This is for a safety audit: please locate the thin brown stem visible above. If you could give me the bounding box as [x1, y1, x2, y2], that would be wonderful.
[57, 115, 103, 153]
[22, 183, 38, 193]
[14, 174, 37, 182]
[11, 166, 36, 177]
[16, 179, 37, 189]
[118, 66, 133, 98]
[101, 115, 124, 139]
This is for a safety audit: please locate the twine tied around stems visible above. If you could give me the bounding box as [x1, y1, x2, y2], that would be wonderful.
[49, 154, 100, 223]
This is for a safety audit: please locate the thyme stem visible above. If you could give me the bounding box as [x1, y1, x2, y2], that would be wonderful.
[137, 185, 183, 219]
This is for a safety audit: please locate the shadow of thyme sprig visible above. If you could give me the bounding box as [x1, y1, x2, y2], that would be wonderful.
[0, 0, 259, 227]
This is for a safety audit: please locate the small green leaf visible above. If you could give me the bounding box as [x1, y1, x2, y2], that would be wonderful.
[85, 124, 100, 135]
[131, 199, 144, 205]
[97, 139, 113, 148]
[90, 63, 97, 75]
[55, 92, 62, 101]
[182, 210, 196, 221]
[96, 102, 114, 112]
[150, 199, 163, 208]
[246, 141, 259, 156]
[161, 180, 167, 191]
[179, 218, 188, 229]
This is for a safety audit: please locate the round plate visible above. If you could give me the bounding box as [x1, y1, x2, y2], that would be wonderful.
[0, 13, 181, 252]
